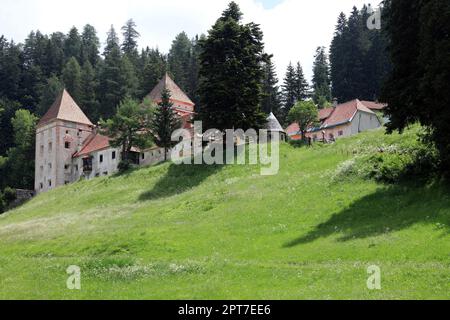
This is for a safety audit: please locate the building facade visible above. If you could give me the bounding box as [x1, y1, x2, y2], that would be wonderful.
[35, 74, 195, 194]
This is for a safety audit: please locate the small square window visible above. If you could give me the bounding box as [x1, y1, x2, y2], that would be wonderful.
[141, 153, 145, 160]
[112, 151, 116, 160]
[48, 142, 52, 152]
[65, 141, 71, 149]
[75, 165, 79, 171]
[64, 164, 70, 170]
[48, 180, 52, 187]
[39, 183, 43, 189]
[99, 154, 103, 163]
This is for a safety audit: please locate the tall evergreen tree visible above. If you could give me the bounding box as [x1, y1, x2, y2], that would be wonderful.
[381, 0, 450, 173]
[139, 48, 167, 98]
[261, 57, 281, 117]
[62, 57, 82, 103]
[197, 2, 267, 131]
[281, 62, 297, 117]
[168, 32, 192, 92]
[121, 19, 140, 64]
[65, 27, 82, 61]
[81, 24, 100, 66]
[151, 89, 181, 161]
[294, 62, 309, 101]
[80, 61, 99, 121]
[312, 46, 331, 107]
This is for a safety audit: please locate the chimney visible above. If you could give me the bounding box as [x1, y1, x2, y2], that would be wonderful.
[333, 98, 338, 108]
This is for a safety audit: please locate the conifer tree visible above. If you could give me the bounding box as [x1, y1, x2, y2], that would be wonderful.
[65, 27, 82, 61]
[197, 1, 267, 131]
[168, 32, 192, 92]
[312, 46, 331, 107]
[80, 61, 99, 121]
[261, 57, 281, 117]
[37, 75, 64, 116]
[151, 89, 181, 161]
[294, 62, 309, 101]
[81, 24, 100, 66]
[62, 57, 82, 103]
[281, 62, 297, 116]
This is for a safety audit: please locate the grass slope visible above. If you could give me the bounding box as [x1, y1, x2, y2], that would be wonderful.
[0, 128, 449, 299]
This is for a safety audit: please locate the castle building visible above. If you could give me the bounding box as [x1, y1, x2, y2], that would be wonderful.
[35, 74, 195, 194]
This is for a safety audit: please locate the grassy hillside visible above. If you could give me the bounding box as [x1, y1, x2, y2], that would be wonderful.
[0, 127, 448, 299]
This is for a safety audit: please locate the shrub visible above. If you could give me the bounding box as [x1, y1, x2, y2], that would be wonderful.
[118, 160, 132, 172]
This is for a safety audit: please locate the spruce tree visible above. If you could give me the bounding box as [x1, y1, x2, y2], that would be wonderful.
[151, 89, 181, 161]
[312, 46, 331, 107]
[281, 62, 297, 117]
[294, 62, 309, 101]
[80, 61, 99, 121]
[62, 57, 82, 103]
[261, 57, 281, 117]
[65, 27, 82, 61]
[168, 32, 192, 92]
[121, 19, 140, 64]
[81, 24, 100, 66]
[197, 2, 267, 131]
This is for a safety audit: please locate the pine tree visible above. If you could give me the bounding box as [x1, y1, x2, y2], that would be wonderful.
[261, 57, 281, 117]
[62, 57, 82, 103]
[281, 62, 297, 117]
[121, 19, 140, 65]
[46, 32, 66, 77]
[168, 32, 192, 92]
[80, 61, 99, 121]
[81, 24, 100, 66]
[294, 62, 309, 101]
[120, 55, 139, 99]
[197, 2, 267, 131]
[104, 25, 120, 57]
[312, 46, 331, 107]
[65, 27, 82, 61]
[151, 89, 181, 161]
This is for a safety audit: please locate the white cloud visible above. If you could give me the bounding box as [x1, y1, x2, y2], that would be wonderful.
[1, 0, 373, 82]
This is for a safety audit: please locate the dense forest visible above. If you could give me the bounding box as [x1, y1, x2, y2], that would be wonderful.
[0, 2, 391, 209]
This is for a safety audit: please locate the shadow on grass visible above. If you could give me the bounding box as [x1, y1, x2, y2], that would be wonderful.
[284, 182, 450, 247]
[138, 162, 223, 201]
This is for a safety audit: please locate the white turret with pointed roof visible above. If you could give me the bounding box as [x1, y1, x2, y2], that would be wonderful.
[35, 89, 94, 193]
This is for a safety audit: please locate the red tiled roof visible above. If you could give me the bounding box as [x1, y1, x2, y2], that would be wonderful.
[38, 89, 93, 127]
[286, 122, 300, 135]
[73, 133, 111, 157]
[146, 73, 195, 106]
[322, 99, 375, 128]
[360, 100, 387, 111]
[319, 107, 334, 120]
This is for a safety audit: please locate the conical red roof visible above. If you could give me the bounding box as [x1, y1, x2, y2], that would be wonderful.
[38, 89, 93, 127]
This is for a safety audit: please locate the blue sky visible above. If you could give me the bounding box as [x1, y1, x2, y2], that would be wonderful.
[258, 0, 283, 9]
[0, 0, 373, 82]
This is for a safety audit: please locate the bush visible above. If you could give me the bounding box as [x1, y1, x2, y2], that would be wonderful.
[334, 136, 439, 183]
[3, 187, 16, 203]
[288, 139, 309, 148]
[118, 160, 132, 172]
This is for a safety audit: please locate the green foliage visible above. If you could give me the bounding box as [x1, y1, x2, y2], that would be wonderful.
[197, 2, 267, 131]
[151, 89, 181, 161]
[288, 100, 319, 141]
[261, 56, 281, 117]
[168, 32, 193, 92]
[382, 0, 450, 176]
[37, 75, 64, 116]
[100, 96, 153, 162]
[62, 57, 82, 102]
[0, 127, 448, 298]
[312, 46, 331, 106]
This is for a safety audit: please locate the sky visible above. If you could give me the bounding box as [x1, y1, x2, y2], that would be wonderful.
[0, 0, 374, 82]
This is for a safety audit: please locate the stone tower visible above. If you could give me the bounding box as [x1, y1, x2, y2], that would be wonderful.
[35, 89, 93, 193]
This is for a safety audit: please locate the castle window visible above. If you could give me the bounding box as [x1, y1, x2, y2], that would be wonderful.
[48, 180, 52, 187]
[64, 164, 70, 170]
[338, 131, 344, 136]
[39, 183, 43, 189]
[48, 142, 52, 152]
[75, 165, 79, 171]
[66, 130, 69, 134]
[112, 151, 116, 160]
[65, 141, 71, 149]
[40, 145, 44, 155]
[141, 153, 145, 160]
[48, 163, 52, 170]
[99, 154, 103, 163]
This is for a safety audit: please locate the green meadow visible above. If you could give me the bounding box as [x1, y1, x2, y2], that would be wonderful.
[0, 127, 448, 299]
